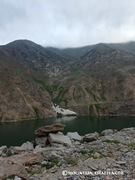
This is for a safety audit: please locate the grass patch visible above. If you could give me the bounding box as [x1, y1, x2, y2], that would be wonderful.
[53, 86, 68, 105]
[81, 148, 104, 159]
[68, 70, 81, 79]
[6, 175, 15, 179]
[6, 149, 12, 157]
[0, 114, 3, 121]
[26, 167, 42, 175]
[65, 158, 78, 166]
[85, 88, 101, 102]
[42, 157, 59, 170]
[104, 139, 120, 144]
[95, 104, 100, 115]
[80, 149, 88, 155]
[34, 79, 58, 93]
[127, 143, 135, 149]
[32, 106, 40, 118]
[89, 104, 94, 115]
[63, 99, 68, 108]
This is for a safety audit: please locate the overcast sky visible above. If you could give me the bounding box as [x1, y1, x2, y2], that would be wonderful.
[0, 0, 135, 47]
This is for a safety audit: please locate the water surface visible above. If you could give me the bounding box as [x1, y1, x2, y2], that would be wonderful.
[0, 116, 135, 147]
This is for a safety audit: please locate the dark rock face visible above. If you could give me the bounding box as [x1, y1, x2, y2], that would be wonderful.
[35, 123, 65, 137]
[2, 40, 68, 76]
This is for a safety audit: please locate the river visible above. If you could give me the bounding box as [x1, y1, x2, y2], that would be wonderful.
[0, 116, 135, 147]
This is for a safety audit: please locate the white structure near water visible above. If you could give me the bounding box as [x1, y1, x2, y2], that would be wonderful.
[52, 104, 76, 116]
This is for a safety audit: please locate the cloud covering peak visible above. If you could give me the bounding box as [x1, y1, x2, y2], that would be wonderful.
[0, 0, 135, 47]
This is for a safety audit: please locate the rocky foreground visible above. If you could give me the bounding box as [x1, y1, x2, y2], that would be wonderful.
[0, 124, 135, 180]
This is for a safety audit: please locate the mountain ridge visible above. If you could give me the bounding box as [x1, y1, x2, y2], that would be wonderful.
[1, 39, 135, 121]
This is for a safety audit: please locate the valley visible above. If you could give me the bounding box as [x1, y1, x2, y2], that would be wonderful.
[0, 40, 135, 121]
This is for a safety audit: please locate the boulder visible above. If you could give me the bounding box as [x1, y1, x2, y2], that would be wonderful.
[48, 133, 72, 147]
[67, 132, 82, 141]
[93, 152, 100, 158]
[35, 123, 65, 137]
[14, 176, 22, 180]
[21, 141, 34, 151]
[0, 160, 28, 180]
[101, 129, 114, 136]
[0, 146, 7, 155]
[35, 137, 47, 147]
[83, 132, 99, 142]
[10, 146, 27, 154]
[10, 142, 34, 154]
[6, 153, 44, 166]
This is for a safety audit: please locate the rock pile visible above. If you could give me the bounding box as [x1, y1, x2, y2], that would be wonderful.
[34, 123, 72, 148]
[0, 125, 135, 180]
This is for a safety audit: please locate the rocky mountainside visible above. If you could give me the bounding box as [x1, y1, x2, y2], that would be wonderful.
[50, 43, 135, 115]
[1, 40, 69, 77]
[0, 46, 56, 121]
[1, 40, 135, 121]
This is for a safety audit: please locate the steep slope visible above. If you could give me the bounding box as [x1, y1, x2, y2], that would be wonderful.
[1, 40, 69, 77]
[52, 44, 135, 115]
[1, 40, 135, 120]
[0, 48, 56, 121]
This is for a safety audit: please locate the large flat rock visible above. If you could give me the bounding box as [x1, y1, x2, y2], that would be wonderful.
[48, 133, 72, 147]
[67, 132, 82, 141]
[35, 123, 65, 137]
[6, 153, 44, 165]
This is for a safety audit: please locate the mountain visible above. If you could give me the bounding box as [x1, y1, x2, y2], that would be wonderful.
[50, 43, 135, 115]
[46, 41, 135, 59]
[1, 40, 69, 77]
[0, 42, 58, 121]
[108, 41, 135, 55]
[46, 45, 96, 59]
[1, 40, 135, 121]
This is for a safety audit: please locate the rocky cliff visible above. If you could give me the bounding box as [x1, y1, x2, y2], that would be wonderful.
[0, 47, 56, 121]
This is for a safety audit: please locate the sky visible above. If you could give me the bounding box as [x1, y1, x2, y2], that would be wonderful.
[0, 0, 135, 47]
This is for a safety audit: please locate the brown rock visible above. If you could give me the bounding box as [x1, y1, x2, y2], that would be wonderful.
[0, 160, 28, 180]
[35, 123, 65, 137]
[83, 132, 99, 142]
[7, 153, 44, 166]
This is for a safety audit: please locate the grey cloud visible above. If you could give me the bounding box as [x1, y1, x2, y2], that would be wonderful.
[0, 0, 27, 27]
[0, 0, 135, 47]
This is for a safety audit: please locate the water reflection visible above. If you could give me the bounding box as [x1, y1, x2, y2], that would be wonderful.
[55, 116, 77, 122]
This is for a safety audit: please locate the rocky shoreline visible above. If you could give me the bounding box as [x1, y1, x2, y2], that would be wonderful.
[0, 124, 135, 180]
